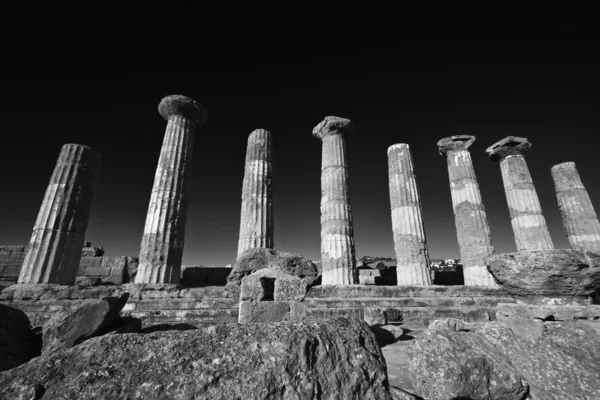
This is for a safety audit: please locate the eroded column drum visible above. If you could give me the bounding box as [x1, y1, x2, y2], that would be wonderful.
[487, 136, 553, 251]
[552, 162, 600, 252]
[438, 135, 497, 286]
[18, 144, 101, 284]
[313, 116, 357, 285]
[388, 144, 432, 285]
[237, 129, 273, 256]
[136, 95, 207, 284]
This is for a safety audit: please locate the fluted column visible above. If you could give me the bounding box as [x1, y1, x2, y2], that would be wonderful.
[237, 129, 273, 256]
[388, 144, 432, 285]
[136, 95, 207, 284]
[313, 116, 357, 285]
[18, 144, 101, 284]
[487, 136, 553, 251]
[551, 162, 600, 252]
[438, 135, 497, 286]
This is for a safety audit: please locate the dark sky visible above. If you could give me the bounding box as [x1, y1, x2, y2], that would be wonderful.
[1, 17, 598, 266]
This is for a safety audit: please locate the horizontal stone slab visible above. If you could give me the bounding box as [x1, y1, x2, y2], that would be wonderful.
[496, 303, 600, 321]
[126, 309, 239, 327]
[306, 285, 511, 299]
[306, 296, 514, 309]
[123, 298, 237, 312]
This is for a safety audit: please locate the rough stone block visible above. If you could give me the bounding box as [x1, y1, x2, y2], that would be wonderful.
[240, 268, 307, 302]
[238, 301, 291, 324]
[364, 307, 387, 326]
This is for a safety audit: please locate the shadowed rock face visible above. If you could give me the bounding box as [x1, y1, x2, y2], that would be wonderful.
[0, 317, 393, 400]
[0, 305, 41, 372]
[408, 320, 600, 400]
[486, 249, 600, 304]
[41, 293, 129, 355]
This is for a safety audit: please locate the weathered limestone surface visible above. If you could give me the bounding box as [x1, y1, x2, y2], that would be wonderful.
[238, 268, 309, 324]
[408, 320, 600, 400]
[41, 293, 129, 355]
[238, 129, 273, 256]
[437, 135, 497, 286]
[18, 144, 101, 284]
[552, 161, 600, 252]
[388, 144, 432, 285]
[0, 317, 393, 400]
[227, 247, 319, 292]
[487, 136, 554, 251]
[486, 249, 600, 304]
[0, 304, 41, 372]
[496, 302, 600, 323]
[136, 95, 207, 284]
[313, 116, 357, 285]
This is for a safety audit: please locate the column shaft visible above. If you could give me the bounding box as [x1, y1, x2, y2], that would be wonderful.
[388, 144, 432, 285]
[136, 115, 195, 283]
[445, 150, 496, 286]
[237, 129, 273, 256]
[320, 134, 356, 284]
[552, 162, 600, 252]
[500, 155, 553, 251]
[18, 144, 101, 284]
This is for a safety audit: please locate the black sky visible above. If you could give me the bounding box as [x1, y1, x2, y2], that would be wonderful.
[1, 17, 599, 266]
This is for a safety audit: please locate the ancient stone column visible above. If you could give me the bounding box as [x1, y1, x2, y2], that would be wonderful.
[551, 162, 600, 252]
[237, 129, 273, 257]
[136, 95, 207, 284]
[18, 144, 101, 284]
[387, 144, 432, 285]
[487, 136, 554, 251]
[438, 135, 497, 286]
[313, 116, 357, 285]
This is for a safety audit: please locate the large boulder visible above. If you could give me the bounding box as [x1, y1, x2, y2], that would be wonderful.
[408, 320, 600, 400]
[41, 293, 129, 355]
[227, 248, 319, 289]
[0, 305, 41, 371]
[0, 317, 393, 400]
[486, 249, 600, 304]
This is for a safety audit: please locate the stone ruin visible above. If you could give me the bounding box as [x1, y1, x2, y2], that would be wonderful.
[1, 94, 600, 399]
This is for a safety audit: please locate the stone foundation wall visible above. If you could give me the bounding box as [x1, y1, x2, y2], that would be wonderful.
[0, 246, 27, 287]
[0, 282, 516, 330]
[0, 284, 239, 328]
[305, 285, 516, 327]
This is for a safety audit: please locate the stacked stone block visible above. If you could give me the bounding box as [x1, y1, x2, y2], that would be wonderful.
[237, 129, 273, 257]
[387, 144, 432, 285]
[438, 135, 497, 286]
[18, 144, 101, 284]
[136, 95, 207, 284]
[552, 162, 600, 252]
[487, 136, 553, 251]
[313, 116, 357, 285]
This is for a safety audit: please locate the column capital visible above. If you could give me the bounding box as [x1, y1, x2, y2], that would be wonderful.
[158, 94, 208, 126]
[486, 136, 531, 162]
[312, 116, 354, 140]
[437, 135, 476, 156]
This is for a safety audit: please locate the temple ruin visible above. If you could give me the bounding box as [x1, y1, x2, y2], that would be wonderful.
[136, 95, 207, 284]
[237, 129, 274, 257]
[437, 135, 497, 286]
[2, 95, 599, 398]
[487, 136, 554, 251]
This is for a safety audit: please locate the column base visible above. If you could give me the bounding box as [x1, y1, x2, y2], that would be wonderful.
[463, 265, 498, 287]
